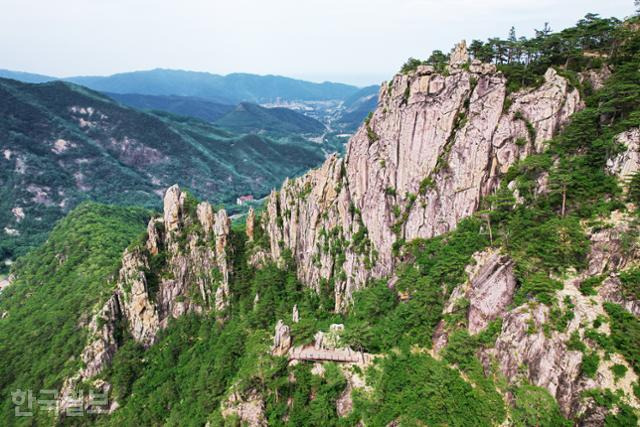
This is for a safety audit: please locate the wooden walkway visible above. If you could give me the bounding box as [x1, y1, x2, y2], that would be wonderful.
[288, 346, 372, 364]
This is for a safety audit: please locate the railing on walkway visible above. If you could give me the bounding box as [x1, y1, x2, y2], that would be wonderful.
[288, 346, 371, 364]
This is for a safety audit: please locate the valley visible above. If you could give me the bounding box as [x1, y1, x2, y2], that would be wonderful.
[0, 7, 639, 427]
[0, 78, 334, 272]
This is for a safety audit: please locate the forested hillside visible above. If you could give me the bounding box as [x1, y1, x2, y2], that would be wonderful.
[214, 102, 326, 136]
[0, 204, 149, 424]
[1, 11, 639, 427]
[105, 93, 234, 123]
[0, 69, 362, 105]
[0, 78, 326, 272]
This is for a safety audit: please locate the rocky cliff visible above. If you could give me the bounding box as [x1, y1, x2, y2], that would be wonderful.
[481, 208, 640, 419]
[3, 15, 639, 425]
[60, 185, 232, 409]
[260, 43, 602, 311]
[58, 42, 637, 425]
[246, 43, 640, 423]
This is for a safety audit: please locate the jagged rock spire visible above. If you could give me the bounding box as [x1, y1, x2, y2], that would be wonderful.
[163, 184, 184, 232]
[246, 207, 256, 241]
[272, 320, 292, 356]
[61, 184, 234, 404]
[448, 40, 469, 68]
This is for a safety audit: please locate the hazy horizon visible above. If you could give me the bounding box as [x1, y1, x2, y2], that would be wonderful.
[1, 0, 635, 86]
[0, 67, 380, 88]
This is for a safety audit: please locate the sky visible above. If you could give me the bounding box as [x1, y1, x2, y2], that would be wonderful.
[0, 0, 635, 86]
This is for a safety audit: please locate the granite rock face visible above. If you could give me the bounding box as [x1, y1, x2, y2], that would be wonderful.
[259, 61, 595, 311]
[117, 248, 158, 346]
[448, 40, 469, 68]
[586, 209, 640, 316]
[62, 185, 233, 402]
[484, 277, 640, 418]
[78, 294, 122, 380]
[607, 127, 640, 190]
[467, 251, 517, 334]
[221, 389, 267, 427]
[598, 275, 640, 317]
[480, 209, 640, 418]
[433, 249, 516, 351]
[246, 207, 256, 242]
[580, 65, 612, 91]
[484, 301, 585, 415]
[272, 319, 292, 356]
[586, 209, 639, 276]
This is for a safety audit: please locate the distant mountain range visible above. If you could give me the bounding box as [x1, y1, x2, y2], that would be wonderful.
[0, 70, 54, 84]
[104, 94, 326, 136]
[0, 68, 380, 134]
[0, 68, 362, 104]
[0, 69, 380, 263]
[336, 85, 380, 131]
[0, 77, 327, 264]
[105, 93, 235, 122]
[215, 102, 326, 136]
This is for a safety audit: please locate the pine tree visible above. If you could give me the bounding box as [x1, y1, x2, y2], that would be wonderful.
[508, 26, 517, 63]
[549, 163, 572, 217]
[628, 172, 640, 204]
[535, 22, 552, 38]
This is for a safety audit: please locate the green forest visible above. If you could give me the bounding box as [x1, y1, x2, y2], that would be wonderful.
[0, 78, 327, 273]
[1, 9, 640, 427]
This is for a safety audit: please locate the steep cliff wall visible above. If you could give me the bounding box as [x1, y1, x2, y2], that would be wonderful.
[261, 44, 591, 310]
[427, 206, 640, 419]
[60, 185, 232, 409]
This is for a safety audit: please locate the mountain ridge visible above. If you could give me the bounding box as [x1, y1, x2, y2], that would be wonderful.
[0, 68, 365, 104]
[0, 77, 327, 271]
[215, 102, 326, 136]
[1, 12, 639, 427]
[104, 92, 235, 122]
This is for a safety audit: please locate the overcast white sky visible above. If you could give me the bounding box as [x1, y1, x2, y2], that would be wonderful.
[0, 0, 635, 86]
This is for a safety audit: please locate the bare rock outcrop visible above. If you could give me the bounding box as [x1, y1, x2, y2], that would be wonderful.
[78, 294, 122, 380]
[61, 185, 233, 403]
[433, 249, 516, 351]
[585, 209, 640, 316]
[468, 252, 516, 334]
[163, 185, 184, 232]
[485, 278, 640, 418]
[213, 209, 232, 310]
[336, 363, 371, 418]
[598, 275, 640, 317]
[117, 249, 158, 345]
[0, 274, 13, 291]
[580, 65, 612, 91]
[197, 201, 215, 235]
[448, 40, 469, 69]
[221, 389, 267, 427]
[246, 207, 256, 241]
[607, 127, 640, 190]
[260, 61, 603, 311]
[482, 211, 640, 418]
[485, 302, 584, 415]
[146, 218, 163, 256]
[273, 319, 292, 356]
[586, 209, 639, 276]
[245, 208, 269, 268]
